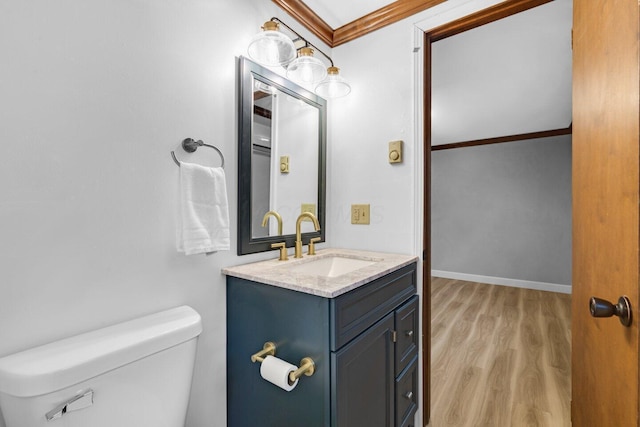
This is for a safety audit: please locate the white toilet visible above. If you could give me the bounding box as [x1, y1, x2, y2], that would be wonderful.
[0, 306, 202, 427]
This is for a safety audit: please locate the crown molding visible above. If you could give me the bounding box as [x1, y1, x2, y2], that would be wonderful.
[271, 0, 334, 46]
[272, 0, 446, 47]
[333, 0, 446, 46]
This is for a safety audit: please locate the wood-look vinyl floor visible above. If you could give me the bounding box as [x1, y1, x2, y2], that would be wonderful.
[429, 277, 571, 427]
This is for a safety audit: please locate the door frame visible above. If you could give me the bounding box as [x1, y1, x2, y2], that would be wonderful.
[421, 0, 560, 424]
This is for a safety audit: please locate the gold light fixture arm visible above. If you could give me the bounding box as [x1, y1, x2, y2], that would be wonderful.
[269, 17, 334, 67]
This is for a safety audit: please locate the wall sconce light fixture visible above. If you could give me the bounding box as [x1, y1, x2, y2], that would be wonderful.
[247, 21, 296, 67]
[286, 47, 327, 85]
[248, 18, 351, 98]
[315, 66, 351, 98]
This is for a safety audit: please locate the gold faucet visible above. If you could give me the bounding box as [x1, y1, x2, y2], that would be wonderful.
[261, 210, 283, 236]
[295, 212, 320, 258]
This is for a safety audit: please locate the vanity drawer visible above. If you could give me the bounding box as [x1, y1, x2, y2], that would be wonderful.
[330, 263, 416, 351]
[395, 296, 419, 374]
[395, 355, 418, 427]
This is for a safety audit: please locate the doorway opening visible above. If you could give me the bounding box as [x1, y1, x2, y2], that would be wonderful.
[422, 0, 573, 424]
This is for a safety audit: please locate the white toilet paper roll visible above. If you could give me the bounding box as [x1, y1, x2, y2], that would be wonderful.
[260, 355, 299, 392]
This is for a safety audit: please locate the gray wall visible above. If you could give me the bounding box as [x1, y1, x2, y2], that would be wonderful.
[431, 135, 572, 286]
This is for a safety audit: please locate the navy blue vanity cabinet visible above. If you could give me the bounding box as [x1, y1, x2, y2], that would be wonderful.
[226, 262, 418, 427]
[331, 296, 419, 427]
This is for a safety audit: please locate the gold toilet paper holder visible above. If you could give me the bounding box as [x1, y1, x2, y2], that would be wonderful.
[288, 357, 315, 383]
[251, 342, 276, 363]
[250, 342, 316, 383]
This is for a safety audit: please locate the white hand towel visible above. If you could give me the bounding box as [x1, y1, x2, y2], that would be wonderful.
[177, 162, 230, 255]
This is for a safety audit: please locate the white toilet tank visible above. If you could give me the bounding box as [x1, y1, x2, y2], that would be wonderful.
[0, 306, 202, 427]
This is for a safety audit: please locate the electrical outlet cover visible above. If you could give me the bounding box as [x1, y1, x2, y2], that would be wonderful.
[351, 204, 370, 225]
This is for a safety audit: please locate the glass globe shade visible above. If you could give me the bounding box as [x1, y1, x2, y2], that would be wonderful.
[286, 48, 327, 85]
[247, 22, 296, 67]
[315, 67, 351, 98]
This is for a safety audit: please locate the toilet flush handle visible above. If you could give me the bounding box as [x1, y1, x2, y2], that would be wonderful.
[45, 389, 94, 422]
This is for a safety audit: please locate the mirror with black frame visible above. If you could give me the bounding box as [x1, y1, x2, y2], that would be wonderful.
[237, 56, 326, 255]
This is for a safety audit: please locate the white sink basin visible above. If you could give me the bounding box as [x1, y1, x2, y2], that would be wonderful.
[289, 256, 376, 278]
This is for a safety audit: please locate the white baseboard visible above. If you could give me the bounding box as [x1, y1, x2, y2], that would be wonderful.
[431, 270, 572, 294]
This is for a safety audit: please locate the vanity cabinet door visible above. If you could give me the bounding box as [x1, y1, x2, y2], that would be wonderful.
[331, 313, 395, 427]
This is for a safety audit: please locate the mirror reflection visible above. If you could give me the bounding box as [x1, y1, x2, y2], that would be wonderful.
[251, 81, 319, 238]
[238, 56, 326, 255]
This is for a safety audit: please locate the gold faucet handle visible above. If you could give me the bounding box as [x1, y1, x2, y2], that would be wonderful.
[307, 237, 321, 256]
[271, 242, 288, 261]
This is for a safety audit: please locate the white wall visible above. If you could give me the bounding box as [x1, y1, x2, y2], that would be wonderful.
[0, 1, 323, 426]
[328, 23, 420, 255]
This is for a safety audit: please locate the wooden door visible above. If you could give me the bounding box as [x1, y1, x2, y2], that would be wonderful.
[571, 0, 640, 425]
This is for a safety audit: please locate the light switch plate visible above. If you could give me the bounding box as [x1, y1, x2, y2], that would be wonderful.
[389, 140, 403, 164]
[351, 204, 370, 225]
[280, 156, 290, 173]
[301, 203, 316, 220]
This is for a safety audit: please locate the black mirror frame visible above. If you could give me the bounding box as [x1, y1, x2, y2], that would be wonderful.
[237, 56, 327, 255]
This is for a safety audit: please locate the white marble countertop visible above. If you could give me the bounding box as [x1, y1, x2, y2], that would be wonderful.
[222, 248, 419, 298]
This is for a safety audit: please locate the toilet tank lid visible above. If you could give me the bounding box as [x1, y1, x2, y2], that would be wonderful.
[0, 306, 202, 397]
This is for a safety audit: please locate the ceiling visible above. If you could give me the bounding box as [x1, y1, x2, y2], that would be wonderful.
[302, 0, 394, 28]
